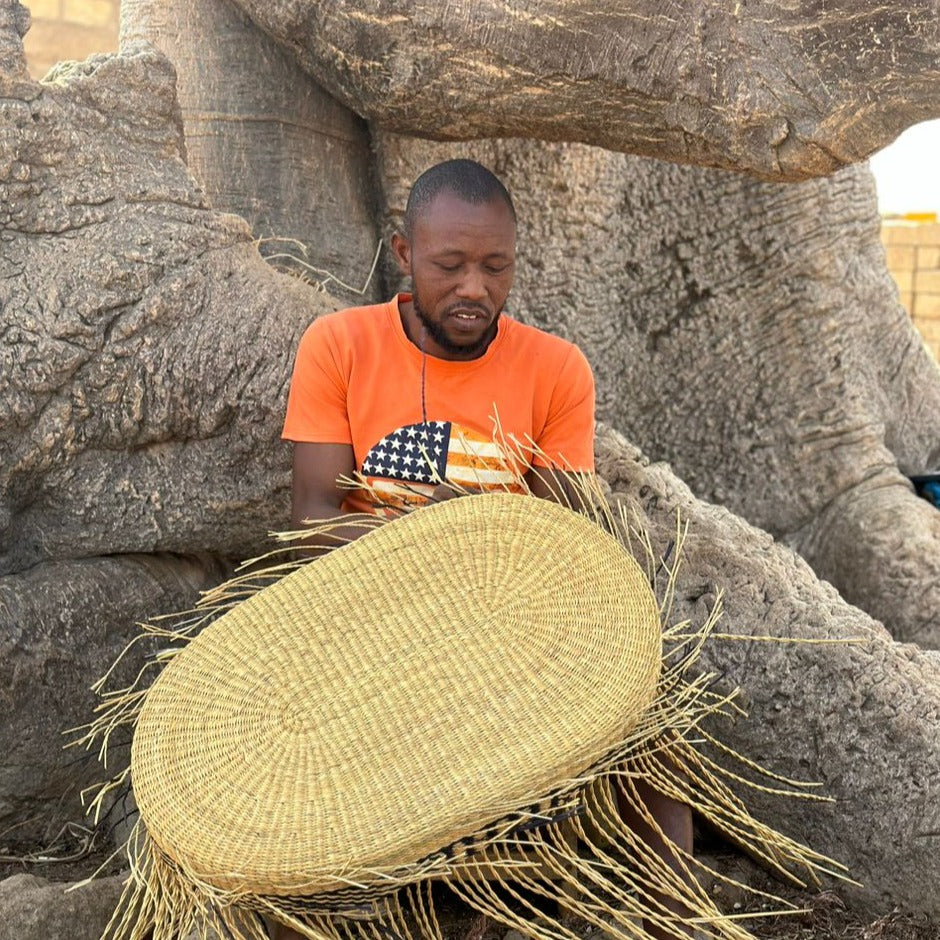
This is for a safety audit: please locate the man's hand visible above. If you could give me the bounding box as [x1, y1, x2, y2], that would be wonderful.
[526, 467, 591, 512]
[291, 442, 380, 556]
[428, 481, 482, 502]
[430, 472, 591, 509]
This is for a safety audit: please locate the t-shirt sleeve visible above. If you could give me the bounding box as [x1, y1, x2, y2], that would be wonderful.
[532, 344, 596, 471]
[281, 316, 353, 444]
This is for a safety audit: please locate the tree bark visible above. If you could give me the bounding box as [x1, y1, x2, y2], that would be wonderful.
[0, 874, 125, 940]
[0, 0, 27, 78]
[0, 41, 333, 575]
[373, 132, 940, 647]
[120, 0, 381, 303]
[230, 0, 940, 181]
[0, 552, 231, 845]
[595, 423, 940, 919]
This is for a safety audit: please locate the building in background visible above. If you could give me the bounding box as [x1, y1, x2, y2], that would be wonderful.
[22, 0, 119, 79]
[873, 120, 940, 361]
[881, 222, 940, 360]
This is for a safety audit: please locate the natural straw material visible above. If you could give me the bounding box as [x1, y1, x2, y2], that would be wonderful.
[132, 495, 662, 896]
[76, 473, 852, 940]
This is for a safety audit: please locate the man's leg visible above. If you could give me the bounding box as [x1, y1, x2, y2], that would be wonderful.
[270, 921, 303, 940]
[270, 787, 696, 940]
[616, 780, 696, 940]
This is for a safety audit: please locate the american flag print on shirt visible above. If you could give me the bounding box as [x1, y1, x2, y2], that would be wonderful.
[360, 421, 526, 514]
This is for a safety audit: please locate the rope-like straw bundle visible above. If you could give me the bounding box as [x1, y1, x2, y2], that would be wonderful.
[76, 484, 850, 940]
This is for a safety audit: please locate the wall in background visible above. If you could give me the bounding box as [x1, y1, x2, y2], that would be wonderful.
[882, 222, 940, 361]
[22, 0, 119, 78]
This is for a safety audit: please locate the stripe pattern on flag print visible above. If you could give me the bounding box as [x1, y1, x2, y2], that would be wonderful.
[361, 421, 525, 513]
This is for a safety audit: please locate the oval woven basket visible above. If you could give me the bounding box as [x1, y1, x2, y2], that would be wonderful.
[131, 493, 662, 897]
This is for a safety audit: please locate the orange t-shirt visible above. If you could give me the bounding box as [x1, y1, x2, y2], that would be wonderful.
[282, 294, 595, 513]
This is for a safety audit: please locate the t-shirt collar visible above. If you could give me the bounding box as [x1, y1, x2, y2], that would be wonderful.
[391, 293, 508, 367]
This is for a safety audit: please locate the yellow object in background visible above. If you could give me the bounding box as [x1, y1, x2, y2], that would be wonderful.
[881, 218, 940, 358]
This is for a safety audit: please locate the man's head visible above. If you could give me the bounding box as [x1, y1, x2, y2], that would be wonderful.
[393, 160, 517, 361]
[401, 159, 516, 239]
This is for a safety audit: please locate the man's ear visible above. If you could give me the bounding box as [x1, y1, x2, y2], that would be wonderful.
[390, 232, 412, 276]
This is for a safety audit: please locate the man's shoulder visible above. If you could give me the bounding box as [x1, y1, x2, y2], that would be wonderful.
[501, 316, 589, 365]
[314, 299, 395, 332]
[299, 299, 397, 352]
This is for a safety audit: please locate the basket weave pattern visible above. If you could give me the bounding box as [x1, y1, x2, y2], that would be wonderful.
[133, 496, 661, 895]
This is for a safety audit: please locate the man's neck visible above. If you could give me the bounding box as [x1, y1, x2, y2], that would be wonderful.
[398, 294, 498, 362]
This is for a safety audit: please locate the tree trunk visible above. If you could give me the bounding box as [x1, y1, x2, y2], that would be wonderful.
[373, 131, 940, 648]
[0, 41, 332, 575]
[120, 0, 381, 303]
[230, 0, 940, 181]
[0, 552, 231, 845]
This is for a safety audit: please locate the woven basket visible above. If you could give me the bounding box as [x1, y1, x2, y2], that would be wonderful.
[80, 484, 848, 940]
[131, 493, 662, 897]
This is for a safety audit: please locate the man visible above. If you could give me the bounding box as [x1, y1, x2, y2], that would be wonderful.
[281, 159, 693, 939]
[283, 159, 594, 541]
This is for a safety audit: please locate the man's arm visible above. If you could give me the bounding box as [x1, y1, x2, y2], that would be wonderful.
[291, 442, 381, 555]
[524, 343, 596, 509]
[525, 467, 592, 513]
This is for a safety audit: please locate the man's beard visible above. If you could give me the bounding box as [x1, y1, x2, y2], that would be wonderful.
[413, 292, 501, 359]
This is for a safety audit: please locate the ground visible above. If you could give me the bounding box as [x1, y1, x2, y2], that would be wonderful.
[2, 843, 937, 940]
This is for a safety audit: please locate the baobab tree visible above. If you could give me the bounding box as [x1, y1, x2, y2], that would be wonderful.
[1, 0, 939, 919]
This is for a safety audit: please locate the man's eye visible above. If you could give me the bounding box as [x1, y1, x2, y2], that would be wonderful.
[486, 265, 509, 275]
[436, 263, 461, 272]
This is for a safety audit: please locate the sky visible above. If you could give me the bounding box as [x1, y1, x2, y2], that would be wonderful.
[868, 118, 940, 216]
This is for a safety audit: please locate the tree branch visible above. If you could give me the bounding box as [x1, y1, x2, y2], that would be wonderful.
[230, 0, 940, 180]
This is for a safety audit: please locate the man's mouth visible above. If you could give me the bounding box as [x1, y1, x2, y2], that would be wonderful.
[448, 306, 489, 321]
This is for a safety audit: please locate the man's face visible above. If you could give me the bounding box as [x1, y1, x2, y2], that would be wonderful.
[393, 190, 516, 360]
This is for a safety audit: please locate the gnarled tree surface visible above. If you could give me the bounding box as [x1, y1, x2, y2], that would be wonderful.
[0, 39, 335, 575]
[0, 873, 125, 940]
[374, 133, 940, 647]
[120, 0, 381, 301]
[594, 423, 940, 917]
[0, 553, 231, 843]
[229, 0, 940, 180]
[0, 10, 338, 841]
[3, 0, 940, 923]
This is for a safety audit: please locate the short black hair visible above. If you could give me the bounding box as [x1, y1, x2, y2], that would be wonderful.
[402, 159, 516, 238]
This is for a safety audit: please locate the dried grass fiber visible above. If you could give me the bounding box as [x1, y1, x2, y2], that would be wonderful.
[75, 487, 851, 940]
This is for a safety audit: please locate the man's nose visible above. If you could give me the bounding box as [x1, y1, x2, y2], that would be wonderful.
[455, 267, 487, 300]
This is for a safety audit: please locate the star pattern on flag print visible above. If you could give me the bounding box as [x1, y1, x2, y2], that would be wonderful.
[359, 421, 527, 513]
[360, 421, 451, 484]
